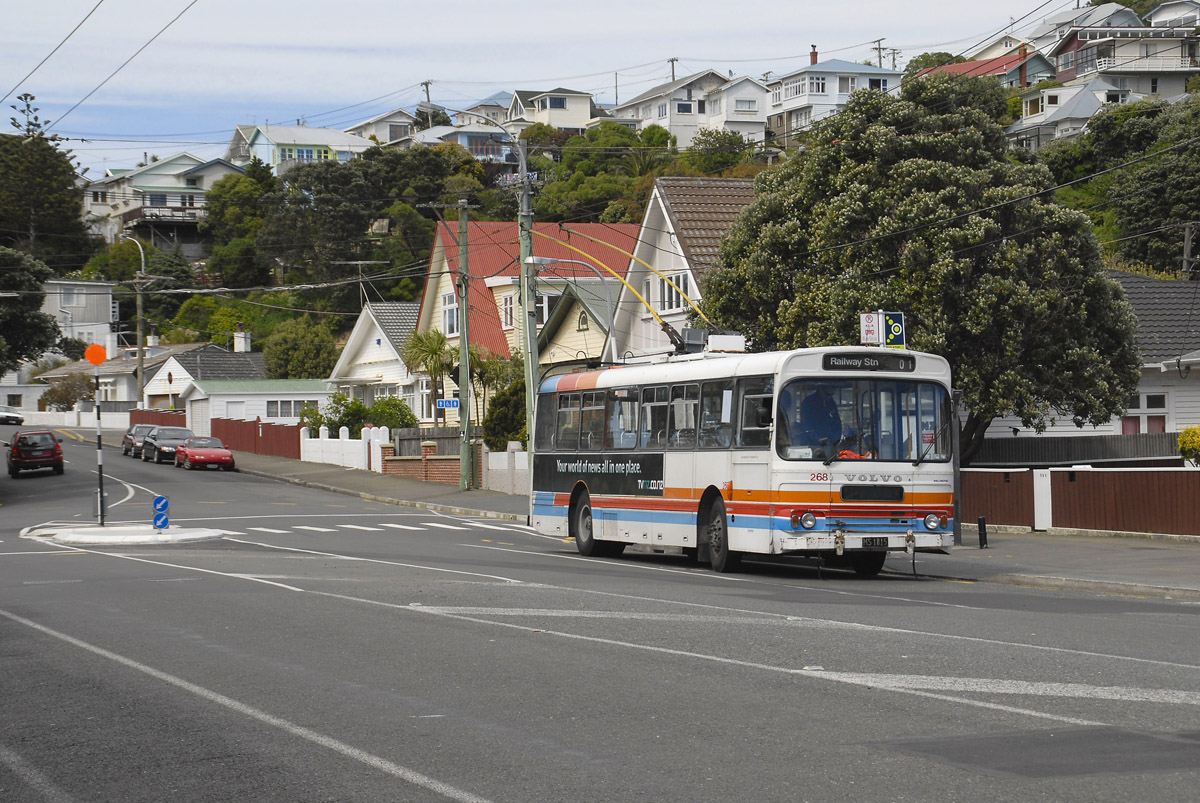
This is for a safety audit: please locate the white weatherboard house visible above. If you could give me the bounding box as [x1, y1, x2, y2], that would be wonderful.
[610, 69, 769, 147]
[178, 379, 333, 437]
[327, 302, 421, 411]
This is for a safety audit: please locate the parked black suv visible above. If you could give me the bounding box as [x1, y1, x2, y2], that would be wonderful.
[141, 426, 194, 464]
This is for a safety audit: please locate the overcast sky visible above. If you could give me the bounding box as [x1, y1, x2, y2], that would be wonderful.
[3, 0, 1080, 175]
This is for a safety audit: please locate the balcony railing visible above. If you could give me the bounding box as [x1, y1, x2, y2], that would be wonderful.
[1091, 55, 1197, 72]
[121, 206, 206, 225]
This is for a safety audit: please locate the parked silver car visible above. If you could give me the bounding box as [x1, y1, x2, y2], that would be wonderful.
[0, 405, 25, 426]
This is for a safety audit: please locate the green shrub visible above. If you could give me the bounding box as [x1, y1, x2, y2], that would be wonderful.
[364, 396, 418, 430]
[481, 377, 526, 451]
[1179, 424, 1200, 466]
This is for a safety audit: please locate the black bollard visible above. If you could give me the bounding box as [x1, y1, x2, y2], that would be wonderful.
[978, 515, 988, 549]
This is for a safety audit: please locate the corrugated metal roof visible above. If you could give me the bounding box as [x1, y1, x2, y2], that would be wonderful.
[654, 176, 756, 275]
[190, 379, 331, 394]
[39, 343, 222, 379]
[170, 351, 266, 381]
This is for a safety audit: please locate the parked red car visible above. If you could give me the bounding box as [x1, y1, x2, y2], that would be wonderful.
[174, 437, 236, 471]
[6, 430, 64, 477]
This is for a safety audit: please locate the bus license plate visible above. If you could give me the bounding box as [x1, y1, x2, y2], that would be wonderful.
[862, 537, 888, 548]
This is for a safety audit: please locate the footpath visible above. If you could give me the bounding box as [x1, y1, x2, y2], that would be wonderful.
[35, 429, 1200, 602]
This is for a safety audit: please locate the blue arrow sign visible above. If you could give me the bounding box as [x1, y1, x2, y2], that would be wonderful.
[153, 495, 169, 512]
[153, 512, 170, 530]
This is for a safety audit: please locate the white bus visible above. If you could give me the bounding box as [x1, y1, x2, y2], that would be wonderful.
[531, 345, 955, 576]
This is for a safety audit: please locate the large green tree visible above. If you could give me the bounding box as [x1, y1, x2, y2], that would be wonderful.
[681, 128, 750, 174]
[702, 73, 1141, 463]
[903, 52, 967, 78]
[0, 247, 59, 373]
[1, 95, 99, 272]
[262, 317, 338, 378]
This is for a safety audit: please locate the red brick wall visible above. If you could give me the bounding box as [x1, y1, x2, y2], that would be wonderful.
[380, 442, 462, 485]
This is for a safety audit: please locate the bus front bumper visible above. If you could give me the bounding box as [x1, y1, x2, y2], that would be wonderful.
[777, 530, 954, 553]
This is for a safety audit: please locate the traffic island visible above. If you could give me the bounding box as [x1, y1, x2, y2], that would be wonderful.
[21, 524, 226, 546]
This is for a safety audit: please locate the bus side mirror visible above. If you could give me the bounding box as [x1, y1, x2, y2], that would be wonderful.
[756, 406, 773, 427]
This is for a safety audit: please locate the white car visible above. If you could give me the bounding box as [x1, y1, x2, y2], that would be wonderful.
[0, 406, 25, 426]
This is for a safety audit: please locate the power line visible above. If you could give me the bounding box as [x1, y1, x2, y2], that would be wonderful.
[0, 0, 106, 107]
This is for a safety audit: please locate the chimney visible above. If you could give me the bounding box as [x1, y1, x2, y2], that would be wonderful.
[233, 321, 251, 353]
[147, 325, 159, 348]
[1019, 43, 1028, 86]
[810, 45, 819, 65]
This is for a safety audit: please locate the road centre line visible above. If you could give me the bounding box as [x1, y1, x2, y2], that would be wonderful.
[0, 608, 492, 803]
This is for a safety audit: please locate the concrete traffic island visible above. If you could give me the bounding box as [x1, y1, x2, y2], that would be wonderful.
[22, 523, 226, 546]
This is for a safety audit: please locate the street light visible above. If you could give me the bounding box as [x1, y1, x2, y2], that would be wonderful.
[119, 235, 147, 404]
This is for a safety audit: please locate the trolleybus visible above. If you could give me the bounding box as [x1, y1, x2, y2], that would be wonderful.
[531, 345, 955, 576]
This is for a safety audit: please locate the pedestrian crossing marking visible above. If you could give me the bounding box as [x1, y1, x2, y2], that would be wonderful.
[246, 527, 290, 534]
[337, 524, 384, 531]
[425, 522, 468, 530]
[293, 526, 336, 532]
[380, 523, 423, 531]
[470, 522, 517, 531]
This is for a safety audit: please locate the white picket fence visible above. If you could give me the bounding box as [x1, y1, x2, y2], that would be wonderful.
[299, 426, 393, 472]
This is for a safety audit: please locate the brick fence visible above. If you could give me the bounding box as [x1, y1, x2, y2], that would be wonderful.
[379, 441, 480, 485]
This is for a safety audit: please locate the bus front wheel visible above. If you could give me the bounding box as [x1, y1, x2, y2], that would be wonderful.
[705, 496, 740, 573]
[849, 551, 887, 577]
[572, 491, 624, 557]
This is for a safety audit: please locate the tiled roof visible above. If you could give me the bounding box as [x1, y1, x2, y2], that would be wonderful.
[368, 302, 420, 352]
[654, 176, 757, 275]
[431, 222, 640, 358]
[170, 350, 266, 381]
[39, 343, 222, 379]
[1111, 270, 1200, 363]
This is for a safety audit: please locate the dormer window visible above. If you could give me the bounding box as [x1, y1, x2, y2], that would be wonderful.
[185, 178, 198, 187]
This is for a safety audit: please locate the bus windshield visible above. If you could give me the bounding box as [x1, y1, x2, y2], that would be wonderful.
[776, 378, 951, 463]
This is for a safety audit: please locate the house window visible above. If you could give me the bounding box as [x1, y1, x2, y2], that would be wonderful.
[91, 191, 107, 203]
[1077, 47, 1097, 74]
[502, 293, 515, 328]
[772, 86, 782, 105]
[659, 272, 690, 312]
[868, 78, 888, 91]
[677, 102, 693, 114]
[709, 97, 721, 115]
[442, 291, 459, 336]
[642, 278, 653, 312]
[467, 135, 499, 158]
[808, 76, 827, 94]
[784, 78, 804, 99]
[1151, 78, 1159, 94]
[185, 178, 198, 187]
[577, 312, 589, 331]
[1059, 51, 1075, 70]
[296, 148, 315, 161]
[1047, 94, 1059, 106]
[1026, 97, 1044, 116]
[1122, 392, 1168, 434]
[535, 293, 556, 327]
[6, 394, 20, 407]
[180, 194, 196, 207]
[640, 104, 651, 118]
[147, 193, 167, 207]
[658, 103, 668, 118]
[60, 286, 79, 306]
[734, 98, 757, 111]
[267, 400, 296, 417]
[280, 147, 293, 161]
[549, 96, 566, 109]
[838, 76, 857, 93]
[388, 124, 410, 140]
[420, 378, 433, 420]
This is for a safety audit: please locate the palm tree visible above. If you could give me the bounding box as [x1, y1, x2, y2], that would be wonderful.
[401, 330, 455, 425]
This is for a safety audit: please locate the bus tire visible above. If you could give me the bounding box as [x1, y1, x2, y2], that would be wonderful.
[571, 491, 600, 556]
[850, 551, 887, 577]
[705, 496, 740, 573]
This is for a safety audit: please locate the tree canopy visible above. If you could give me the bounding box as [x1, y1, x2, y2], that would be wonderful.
[0, 247, 59, 373]
[701, 73, 1142, 463]
[262, 317, 339, 378]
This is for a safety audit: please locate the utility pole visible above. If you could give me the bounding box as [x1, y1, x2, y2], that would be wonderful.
[421, 80, 434, 128]
[332, 260, 389, 307]
[888, 48, 901, 71]
[517, 139, 537, 481]
[614, 72, 619, 105]
[122, 236, 148, 405]
[667, 57, 678, 81]
[457, 199, 474, 490]
[872, 38, 886, 68]
[1184, 222, 1196, 278]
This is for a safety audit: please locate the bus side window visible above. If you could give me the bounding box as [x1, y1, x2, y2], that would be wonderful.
[640, 386, 668, 449]
[605, 389, 638, 450]
[580, 391, 606, 451]
[556, 393, 581, 451]
[534, 394, 556, 451]
[736, 376, 773, 448]
[699, 379, 734, 449]
[668, 384, 698, 449]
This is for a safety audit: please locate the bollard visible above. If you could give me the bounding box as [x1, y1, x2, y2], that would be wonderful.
[978, 515, 988, 549]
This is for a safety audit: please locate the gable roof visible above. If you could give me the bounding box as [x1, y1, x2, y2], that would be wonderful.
[39, 343, 224, 380]
[620, 69, 729, 109]
[166, 350, 266, 381]
[345, 106, 418, 131]
[89, 152, 209, 186]
[247, 125, 373, 150]
[771, 58, 901, 84]
[654, 177, 757, 275]
[916, 53, 1050, 80]
[368, 302, 420, 352]
[180, 379, 331, 400]
[1111, 271, 1200, 364]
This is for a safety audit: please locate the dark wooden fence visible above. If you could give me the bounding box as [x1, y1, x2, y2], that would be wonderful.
[212, 418, 301, 460]
[961, 470, 1035, 528]
[130, 409, 187, 427]
[1050, 470, 1200, 536]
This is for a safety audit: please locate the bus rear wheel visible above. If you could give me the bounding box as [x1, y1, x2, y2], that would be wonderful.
[705, 496, 740, 573]
[849, 551, 887, 577]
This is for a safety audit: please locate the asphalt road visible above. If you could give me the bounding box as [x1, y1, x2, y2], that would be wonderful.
[2, 432, 1199, 802]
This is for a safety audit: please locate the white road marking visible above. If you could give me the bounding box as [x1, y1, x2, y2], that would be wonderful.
[247, 527, 291, 534]
[294, 526, 336, 533]
[0, 608, 492, 803]
[0, 741, 82, 803]
[424, 523, 469, 530]
[463, 522, 518, 532]
[221, 538, 523, 584]
[380, 523, 423, 531]
[337, 525, 384, 531]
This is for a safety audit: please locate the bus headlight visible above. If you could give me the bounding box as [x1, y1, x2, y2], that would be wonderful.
[789, 511, 818, 530]
[923, 513, 941, 530]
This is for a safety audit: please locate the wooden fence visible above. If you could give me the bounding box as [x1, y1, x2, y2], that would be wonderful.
[212, 418, 301, 460]
[961, 470, 1035, 528]
[391, 426, 460, 457]
[129, 409, 187, 427]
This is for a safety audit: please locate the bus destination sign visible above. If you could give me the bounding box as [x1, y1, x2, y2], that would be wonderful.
[822, 352, 916, 372]
[533, 453, 665, 497]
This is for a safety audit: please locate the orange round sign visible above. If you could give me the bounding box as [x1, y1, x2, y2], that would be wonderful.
[84, 344, 107, 366]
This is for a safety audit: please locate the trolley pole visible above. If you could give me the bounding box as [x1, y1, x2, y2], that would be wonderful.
[458, 199, 472, 490]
